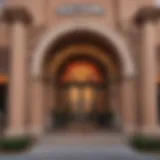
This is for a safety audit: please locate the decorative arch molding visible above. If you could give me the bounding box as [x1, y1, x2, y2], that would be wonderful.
[44, 44, 118, 79]
[31, 22, 136, 78]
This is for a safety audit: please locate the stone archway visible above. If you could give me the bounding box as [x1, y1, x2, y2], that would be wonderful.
[30, 23, 136, 135]
[45, 44, 118, 80]
[32, 23, 135, 78]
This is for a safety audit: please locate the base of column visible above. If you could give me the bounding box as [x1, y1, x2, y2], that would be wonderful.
[5, 127, 27, 137]
[123, 124, 136, 135]
[140, 125, 160, 137]
[29, 126, 44, 137]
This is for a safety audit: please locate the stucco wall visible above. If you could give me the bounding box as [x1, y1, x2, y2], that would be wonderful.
[5, 0, 154, 28]
[0, 0, 156, 76]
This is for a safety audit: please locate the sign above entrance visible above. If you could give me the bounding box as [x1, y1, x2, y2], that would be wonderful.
[56, 4, 104, 16]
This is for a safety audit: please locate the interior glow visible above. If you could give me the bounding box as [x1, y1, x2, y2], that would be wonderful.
[60, 60, 103, 83]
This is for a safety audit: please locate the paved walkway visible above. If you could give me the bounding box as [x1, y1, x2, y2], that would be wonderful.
[0, 145, 160, 160]
[0, 132, 160, 160]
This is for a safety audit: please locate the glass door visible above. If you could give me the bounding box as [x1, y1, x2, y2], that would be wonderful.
[68, 84, 95, 122]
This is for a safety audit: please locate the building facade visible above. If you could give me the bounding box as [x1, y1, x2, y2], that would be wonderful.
[0, 0, 160, 137]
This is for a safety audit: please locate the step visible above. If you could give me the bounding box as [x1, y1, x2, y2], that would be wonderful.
[38, 132, 126, 146]
[66, 122, 96, 131]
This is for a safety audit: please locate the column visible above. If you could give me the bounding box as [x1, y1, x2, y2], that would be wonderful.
[7, 21, 28, 136]
[0, 20, 8, 47]
[45, 77, 55, 131]
[140, 20, 158, 133]
[45, 77, 53, 111]
[30, 78, 45, 136]
[109, 83, 117, 115]
[109, 82, 122, 130]
[120, 78, 136, 134]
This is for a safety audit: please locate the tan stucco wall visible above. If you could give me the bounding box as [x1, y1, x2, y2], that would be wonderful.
[1, 0, 155, 64]
[1, 0, 156, 62]
[5, 0, 154, 27]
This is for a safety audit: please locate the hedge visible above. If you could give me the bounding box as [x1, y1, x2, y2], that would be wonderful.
[0, 136, 32, 151]
[130, 135, 160, 151]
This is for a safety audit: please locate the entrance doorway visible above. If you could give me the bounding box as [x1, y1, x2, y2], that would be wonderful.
[31, 25, 136, 135]
[67, 83, 95, 122]
[52, 60, 115, 131]
[53, 82, 114, 131]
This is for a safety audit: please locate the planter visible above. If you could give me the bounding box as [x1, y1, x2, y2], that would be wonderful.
[130, 135, 160, 152]
[0, 136, 32, 153]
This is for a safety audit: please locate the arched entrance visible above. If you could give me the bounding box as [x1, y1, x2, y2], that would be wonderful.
[30, 23, 136, 135]
[53, 57, 111, 130]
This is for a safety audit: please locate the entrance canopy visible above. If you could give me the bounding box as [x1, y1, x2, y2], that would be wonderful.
[31, 23, 136, 78]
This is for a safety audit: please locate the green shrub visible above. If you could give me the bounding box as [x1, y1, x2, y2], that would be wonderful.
[130, 135, 160, 151]
[0, 136, 32, 151]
